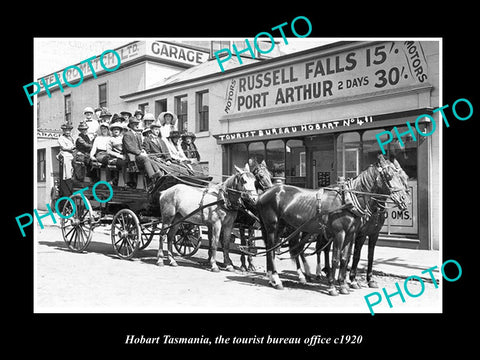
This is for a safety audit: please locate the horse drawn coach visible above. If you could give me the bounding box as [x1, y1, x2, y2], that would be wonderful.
[52, 147, 411, 296]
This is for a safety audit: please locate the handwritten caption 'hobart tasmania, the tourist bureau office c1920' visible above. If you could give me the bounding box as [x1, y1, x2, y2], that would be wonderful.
[23, 49, 122, 106]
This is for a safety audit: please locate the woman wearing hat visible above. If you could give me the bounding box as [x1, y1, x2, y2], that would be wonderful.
[143, 113, 156, 128]
[166, 130, 190, 163]
[58, 123, 75, 180]
[158, 111, 178, 140]
[181, 132, 200, 162]
[90, 123, 111, 165]
[106, 122, 127, 185]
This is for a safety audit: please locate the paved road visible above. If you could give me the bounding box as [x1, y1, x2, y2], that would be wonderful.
[35, 225, 441, 314]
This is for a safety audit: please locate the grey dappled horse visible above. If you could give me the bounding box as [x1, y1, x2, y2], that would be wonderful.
[157, 165, 258, 272]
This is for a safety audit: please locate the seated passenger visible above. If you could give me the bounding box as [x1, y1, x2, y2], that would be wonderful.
[166, 131, 191, 165]
[75, 121, 92, 165]
[107, 122, 127, 185]
[122, 116, 161, 184]
[90, 123, 111, 165]
[57, 123, 75, 180]
[143, 120, 172, 162]
[181, 132, 200, 163]
[107, 123, 127, 168]
[83, 106, 99, 141]
[158, 111, 178, 140]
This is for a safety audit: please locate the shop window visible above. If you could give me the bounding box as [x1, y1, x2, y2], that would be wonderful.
[286, 139, 306, 187]
[337, 132, 361, 179]
[175, 95, 188, 132]
[386, 126, 418, 180]
[196, 90, 209, 132]
[248, 142, 265, 164]
[230, 143, 248, 173]
[266, 140, 285, 178]
[362, 129, 388, 169]
[37, 149, 46, 182]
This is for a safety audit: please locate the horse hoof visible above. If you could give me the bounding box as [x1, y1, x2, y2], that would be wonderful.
[210, 266, 220, 273]
[368, 280, 379, 288]
[350, 281, 361, 290]
[156, 261, 164, 267]
[225, 265, 235, 272]
[328, 288, 339, 296]
[339, 285, 350, 295]
[169, 260, 178, 267]
[299, 278, 307, 285]
[247, 265, 256, 272]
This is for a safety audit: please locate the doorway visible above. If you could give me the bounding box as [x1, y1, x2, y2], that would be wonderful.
[305, 134, 335, 189]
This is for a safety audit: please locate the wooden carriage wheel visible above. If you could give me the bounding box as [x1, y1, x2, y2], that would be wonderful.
[61, 194, 94, 252]
[111, 209, 141, 260]
[174, 223, 202, 257]
[139, 223, 160, 250]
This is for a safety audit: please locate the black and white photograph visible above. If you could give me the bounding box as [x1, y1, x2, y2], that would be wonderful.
[30, 36, 444, 315]
[10, 9, 476, 355]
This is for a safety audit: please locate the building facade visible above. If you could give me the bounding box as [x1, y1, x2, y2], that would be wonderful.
[37, 39, 441, 250]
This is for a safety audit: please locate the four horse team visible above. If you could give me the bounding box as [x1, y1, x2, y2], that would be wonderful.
[157, 154, 411, 296]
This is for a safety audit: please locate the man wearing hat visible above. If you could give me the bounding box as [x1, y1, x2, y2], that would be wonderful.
[75, 121, 92, 163]
[143, 121, 172, 162]
[58, 122, 75, 180]
[74, 121, 94, 180]
[83, 106, 99, 141]
[122, 116, 160, 184]
[181, 132, 200, 162]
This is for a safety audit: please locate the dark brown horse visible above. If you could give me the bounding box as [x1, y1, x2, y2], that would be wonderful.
[292, 157, 410, 289]
[349, 157, 409, 289]
[257, 155, 410, 295]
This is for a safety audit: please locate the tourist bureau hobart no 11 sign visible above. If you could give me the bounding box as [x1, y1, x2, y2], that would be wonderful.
[223, 41, 430, 114]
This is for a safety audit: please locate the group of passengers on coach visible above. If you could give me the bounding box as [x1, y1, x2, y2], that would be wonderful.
[57, 107, 201, 187]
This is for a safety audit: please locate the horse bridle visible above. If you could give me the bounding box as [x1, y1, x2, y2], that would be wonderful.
[221, 172, 257, 211]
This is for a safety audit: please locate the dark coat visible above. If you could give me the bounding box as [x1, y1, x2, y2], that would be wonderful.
[122, 128, 143, 156]
[143, 135, 172, 160]
[75, 133, 92, 153]
[181, 142, 200, 161]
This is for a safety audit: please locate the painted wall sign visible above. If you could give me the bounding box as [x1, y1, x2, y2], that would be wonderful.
[37, 129, 62, 139]
[148, 41, 210, 66]
[223, 41, 430, 114]
[215, 115, 374, 143]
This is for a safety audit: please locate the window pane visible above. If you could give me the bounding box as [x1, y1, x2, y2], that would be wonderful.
[286, 139, 306, 185]
[37, 149, 46, 182]
[99, 83, 107, 107]
[266, 140, 285, 178]
[176, 96, 188, 132]
[197, 91, 208, 132]
[248, 142, 265, 163]
[337, 132, 360, 179]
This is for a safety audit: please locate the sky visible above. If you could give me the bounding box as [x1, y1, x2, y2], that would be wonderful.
[34, 38, 337, 79]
